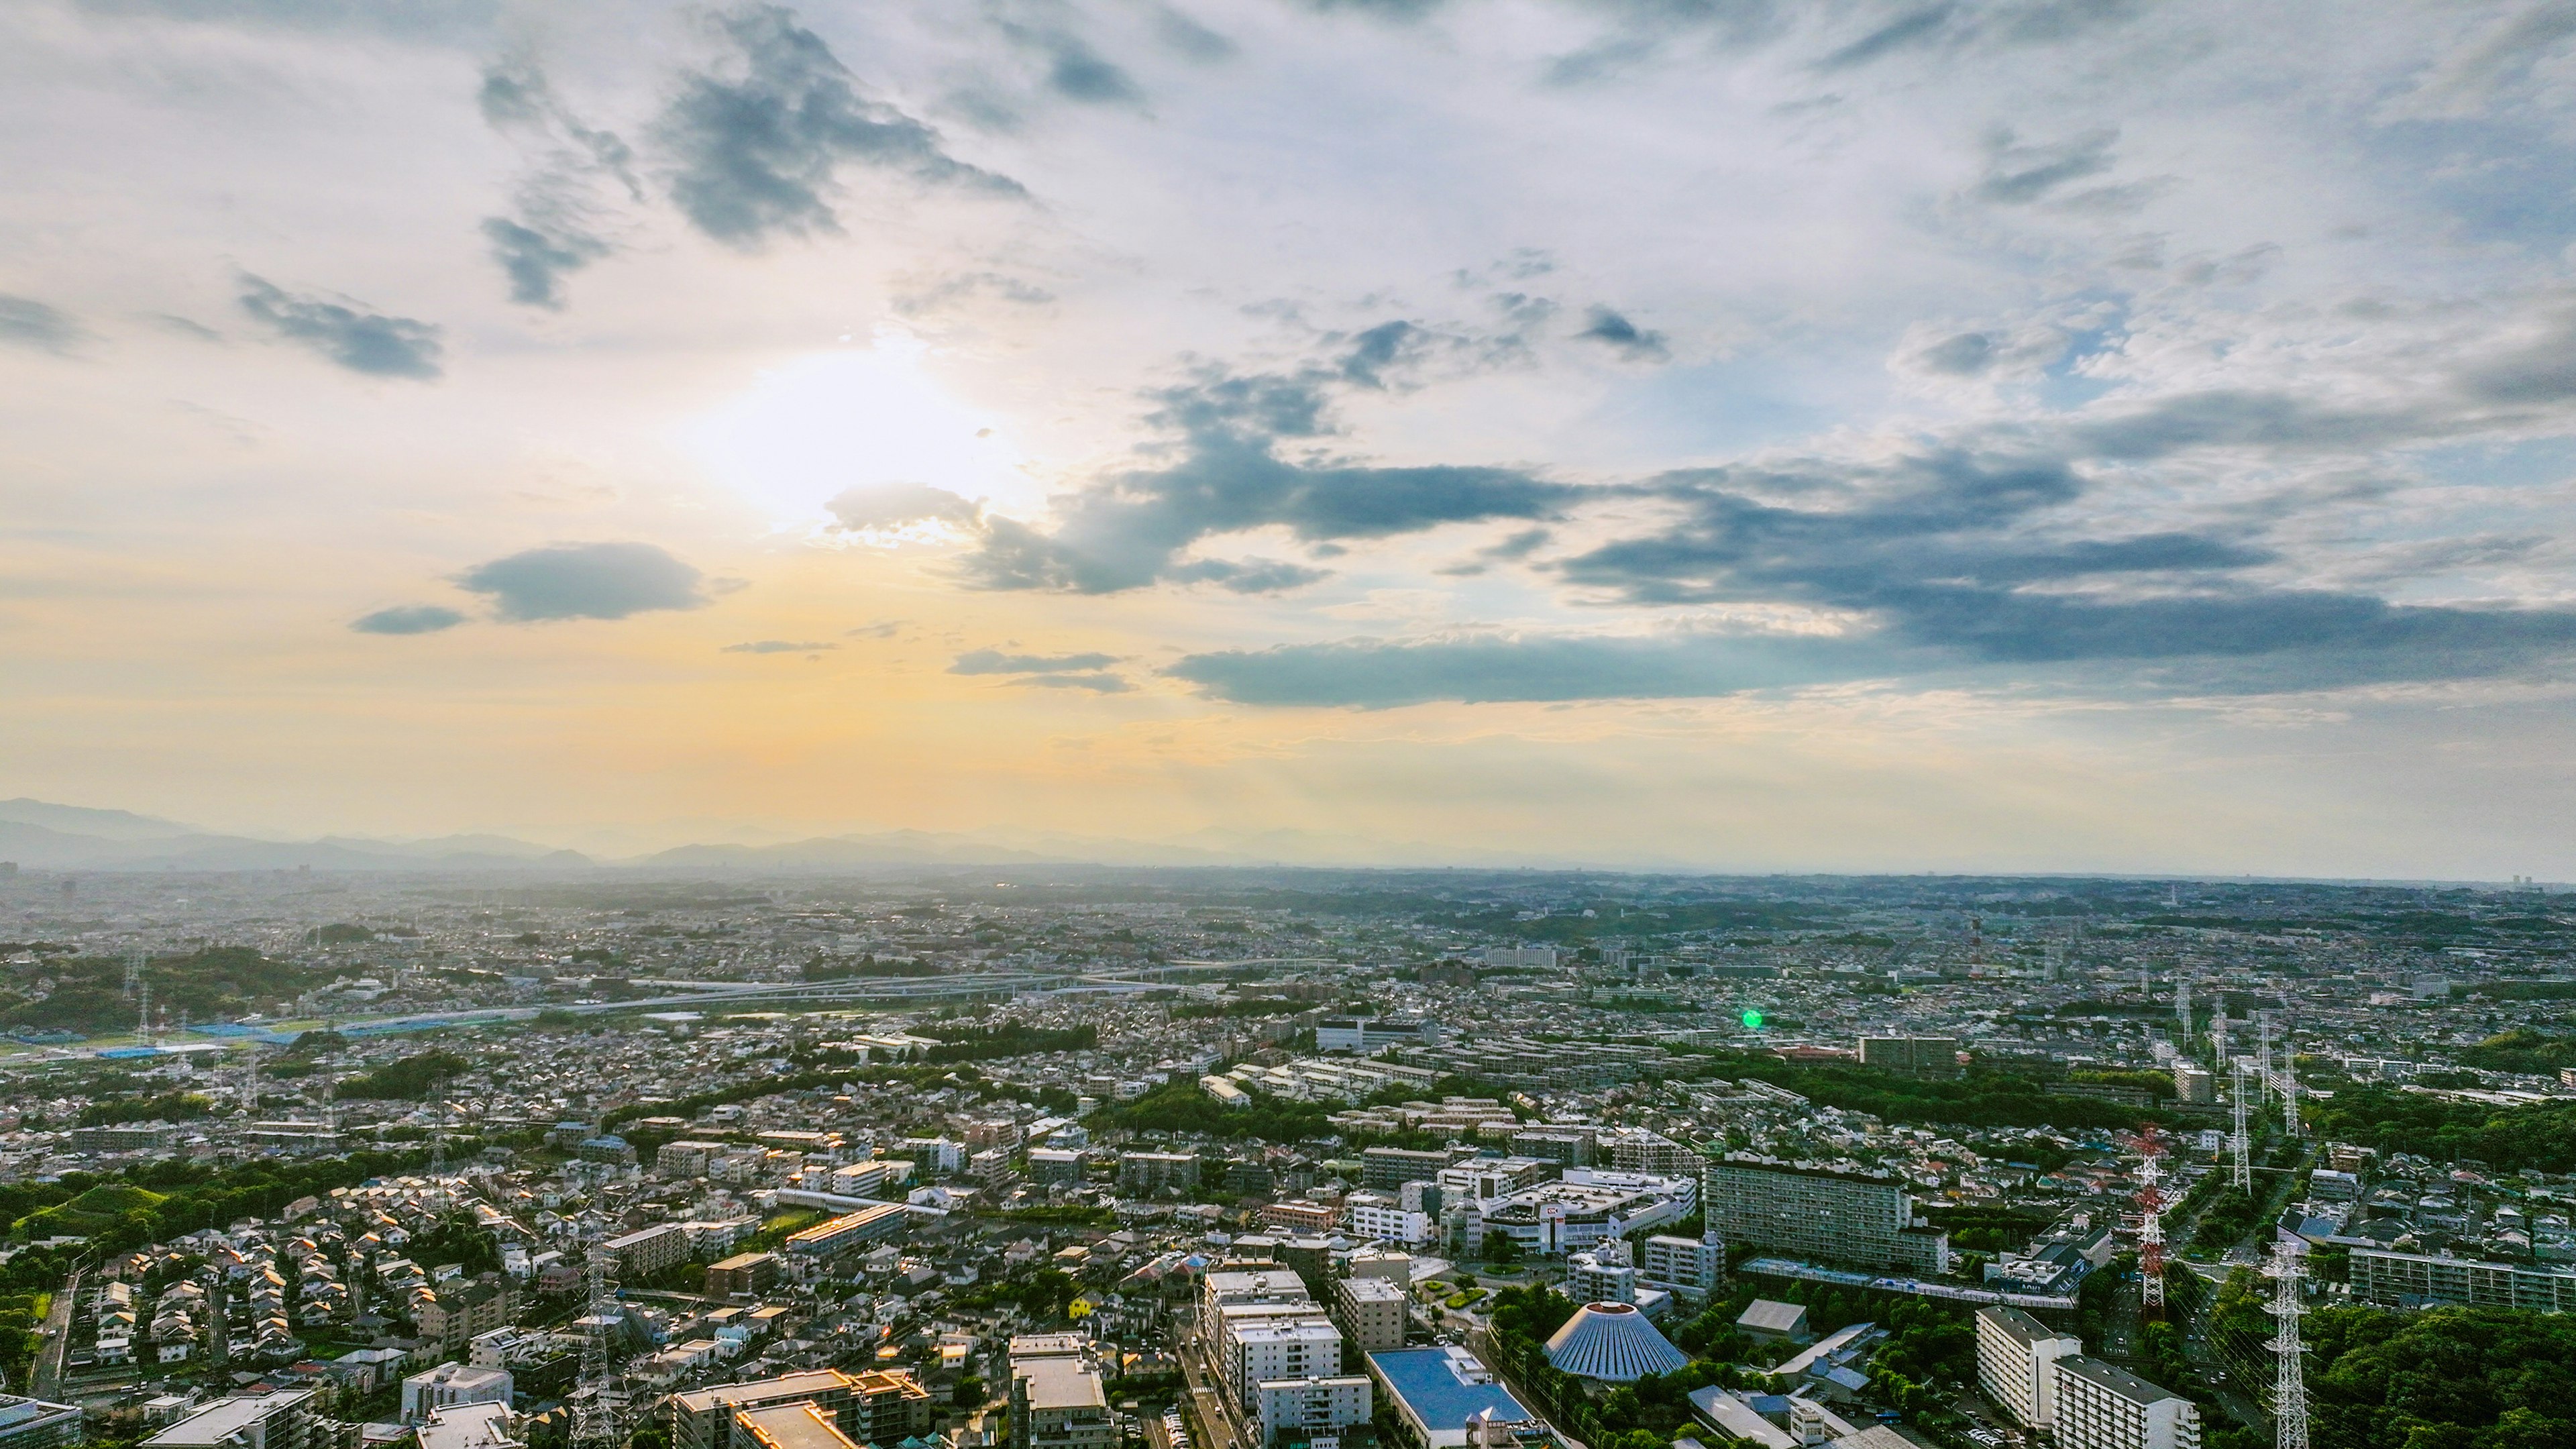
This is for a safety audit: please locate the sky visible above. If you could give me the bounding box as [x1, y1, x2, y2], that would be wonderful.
[7, 0, 2576, 875]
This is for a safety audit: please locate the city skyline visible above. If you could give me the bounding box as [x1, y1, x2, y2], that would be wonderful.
[7, 3, 2576, 875]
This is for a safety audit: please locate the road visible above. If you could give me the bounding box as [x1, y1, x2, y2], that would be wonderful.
[30, 1265, 80, 1399]
[1174, 1317, 1243, 1449]
[1465, 1326, 1587, 1449]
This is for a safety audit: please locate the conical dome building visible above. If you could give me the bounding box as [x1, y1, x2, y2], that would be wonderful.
[1542, 1301, 1690, 1382]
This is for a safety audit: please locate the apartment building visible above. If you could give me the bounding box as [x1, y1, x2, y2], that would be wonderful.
[1974, 1307, 2082, 1430]
[1117, 1152, 1201, 1195]
[1858, 1037, 1962, 1080]
[0, 1397, 88, 1449]
[2053, 1356, 2200, 1449]
[1252, 1376, 1372, 1448]
[1638, 1232, 1725, 1301]
[1006, 1338, 1113, 1449]
[783, 1204, 908, 1260]
[601, 1224, 693, 1281]
[1361, 1147, 1457, 1191]
[1343, 1191, 1435, 1247]
[2350, 1248, 2576, 1312]
[1703, 1155, 1949, 1275]
[672, 1371, 865, 1449]
[401, 1365, 513, 1426]
[142, 1391, 334, 1449]
[1333, 1276, 1408, 1356]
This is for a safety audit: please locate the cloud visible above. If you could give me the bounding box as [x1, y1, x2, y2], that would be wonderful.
[1973, 126, 2119, 205]
[956, 362, 1582, 593]
[350, 604, 467, 635]
[480, 217, 611, 310]
[1815, 5, 1955, 72]
[1016, 672, 1136, 692]
[1913, 331, 1998, 375]
[657, 3, 1023, 248]
[0, 294, 85, 354]
[1574, 305, 1670, 362]
[453, 542, 708, 622]
[722, 639, 836, 653]
[235, 276, 442, 378]
[1152, 5, 1237, 62]
[890, 270, 1056, 317]
[1167, 629, 1881, 707]
[950, 649, 1122, 674]
[825, 484, 982, 531]
[996, 17, 1146, 106]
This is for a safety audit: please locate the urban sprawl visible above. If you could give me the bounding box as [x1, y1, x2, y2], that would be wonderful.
[0, 866, 2571, 1449]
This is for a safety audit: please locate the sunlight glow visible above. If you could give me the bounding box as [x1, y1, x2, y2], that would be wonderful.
[683, 332, 1027, 532]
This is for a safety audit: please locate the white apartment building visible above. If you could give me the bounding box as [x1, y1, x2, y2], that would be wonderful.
[2054, 1355, 2201, 1449]
[1224, 1321, 1346, 1409]
[1344, 1192, 1436, 1247]
[1974, 1307, 2082, 1430]
[1638, 1233, 1726, 1301]
[1252, 1375, 1372, 1446]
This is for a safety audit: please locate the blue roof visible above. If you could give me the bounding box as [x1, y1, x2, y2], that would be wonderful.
[1371, 1348, 1533, 1430]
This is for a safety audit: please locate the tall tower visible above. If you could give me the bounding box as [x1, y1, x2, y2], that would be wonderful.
[123, 949, 145, 1000]
[570, 1250, 622, 1449]
[2211, 1005, 2231, 1068]
[2175, 977, 2194, 1055]
[2138, 1132, 2167, 1315]
[2276, 1039, 2301, 1138]
[2230, 1055, 2254, 1192]
[2267, 1238, 2310, 1449]
[429, 1078, 449, 1178]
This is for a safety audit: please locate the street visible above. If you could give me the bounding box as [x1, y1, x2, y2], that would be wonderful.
[30, 1265, 80, 1401]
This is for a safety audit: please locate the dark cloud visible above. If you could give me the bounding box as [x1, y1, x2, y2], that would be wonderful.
[1995, 0, 2147, 45]
[1169, 559, 1338, 593]
[956, 361, 1582, 594]
[1915, 331, 1998, 374]
[0, 294, 84, 354]
[722, 639, 836, 653]
[236, 276, 443, 378]
[1815, 5, 1955, 71]
[350, 604, 467, 635]
[657, 3, 1023, 248]
[481, 217, 610, 309]
[1974, 126, 2119, 205]
[1036, 33, 1145, 105]
[1340, 321, 1425, 387]
[1167, 630, 1879, 707]
[891, 270, 1057, 317]
[1300, 0, 1448, 17]
[1575, 305, 1670, 362]
[453, 542, 707, 622]
[951, 649, 1122, 674]
[1152, 5, 1237, 62]
[2463, 311, 2576, 405]
[825, 484, 981, 531]
[477, 58, 549, 127]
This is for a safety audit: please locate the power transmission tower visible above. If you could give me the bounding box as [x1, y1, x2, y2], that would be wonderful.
[2210, 1005, 2231, 1067]
[123, 949, 144, 1000]
[2267, 1238, 2310, 1449]
[429, 1078, 449, 1178]
[2174, 977, 2194, 1054]
[2137, 1130, 2167, 1315]
[570, 1252, 623, 1449]
[2230, 1055, 2254, 1192]
[2276, 1036, 2301, 1138]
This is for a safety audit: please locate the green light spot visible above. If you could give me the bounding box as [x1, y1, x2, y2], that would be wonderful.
[1740, 1009, 1764, 1029]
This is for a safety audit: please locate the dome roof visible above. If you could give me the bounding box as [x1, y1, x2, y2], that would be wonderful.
[1542, 1301, 1690, 1382]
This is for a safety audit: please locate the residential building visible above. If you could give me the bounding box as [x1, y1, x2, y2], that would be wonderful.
[69, 1125, 179, 1154]
[601, 1224, 692, 1281]
[1343, 1191, 1434, 1247]
[142, 1391, 332, 1449]
[730, 1404, 857, 1449]
[671, 1372, 864, 1449]
[657, 1141, 731, 1177]
[1006, 1338, 1113, 1449]
[1314, 1019, 1441, 1055]
[2350, 1249, 2576, 1311]
[417, 1279, 516, 1350]
[0, 1397, 85, 1449]
[1975, 1307, 2082, 1430]
[1362, 1147, 1456, 1190]
[1117, 1152, 1200, 1195]
[1252, 1376, 1371, 1448]
[1027, 1149, 1085, 1187]
[2053, 1356, 2200, 1449]
[704, 1253, 781, 1299]
[1607, 1132, 1699, 1176]
[1703, 1156, 1949, 1275]
[1858, 1037, 1962, 1079]
[1367, 1348, 1542, 1449]
[402, 1365, 513, 1425]
[1332, 1276, 1408, 1356]
[783, 1204, 908, 1260]
[1639, 1232, 1725, 1301]
[1223, 1321, 1346, 1411]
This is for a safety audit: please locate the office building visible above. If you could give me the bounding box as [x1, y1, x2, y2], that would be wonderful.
[1007, 1337, 1113, 1449]
[783, 1203, 908, 1260]
[1975, 1307, 2082, 1430]
[142, 1391, 332, 1449]
[402, 1365, 513, 1426]
[1474, 1169, 1695, 1256]
[0, 1397, 85, 1449]
[1703, 1155, 1949, 1275]
[1639, 1232, 1725, 1301]
[1118, 1151, 1200, 1195]
[2053, 1356, 2200, 1449]
[1858, 1037, 1962, 1080]
[1368, 1348, 1542, 1449]
[1333, 1275, 1408, 1355]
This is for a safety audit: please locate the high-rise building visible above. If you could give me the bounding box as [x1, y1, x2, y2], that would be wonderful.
[1333, 1276, 1408, 1356]
[1975, 1307, 2082, 1429]
[2171, 1065, 2216, 1105]
[1638, 1232, 1725, 1301]
[1362, 1147, 1458, 1190]
[1116, 1151, 1200, 1195]
[1703, 1156, 1949, 1275]
[1252, 1377, 1371, 1448]
[1858, 1037, 1962, 1079]
[2053, 1356, 2200, 1449]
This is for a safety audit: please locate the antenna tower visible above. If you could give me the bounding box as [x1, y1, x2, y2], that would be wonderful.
[570, 1251, 622, 1449]
[2137, 1128, 2167, 1315]
[2229, 1055, 2254, 1192]
[2175, 977, 2194, 1053]
[2267, 1238, 2310, 1449]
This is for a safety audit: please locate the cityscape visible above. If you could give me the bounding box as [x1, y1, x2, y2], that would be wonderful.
[0, 847, 2568, 1449]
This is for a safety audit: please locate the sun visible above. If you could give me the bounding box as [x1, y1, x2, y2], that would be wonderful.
[682, 331, 1027, 532]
